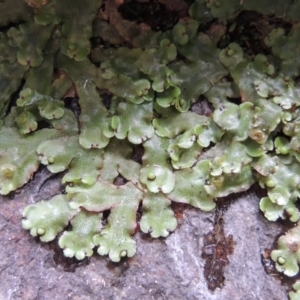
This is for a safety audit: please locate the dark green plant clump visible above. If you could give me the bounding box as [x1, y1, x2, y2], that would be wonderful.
[1, 0, 300, 296]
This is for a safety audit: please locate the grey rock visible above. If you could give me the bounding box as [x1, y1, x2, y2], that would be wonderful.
[0, 169, 288, 300]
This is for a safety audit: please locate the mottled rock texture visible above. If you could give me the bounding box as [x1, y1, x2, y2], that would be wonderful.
[0, 169, 287, 300]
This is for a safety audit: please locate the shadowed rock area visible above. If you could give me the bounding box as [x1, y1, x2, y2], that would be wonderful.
[0, 168, 288, 299]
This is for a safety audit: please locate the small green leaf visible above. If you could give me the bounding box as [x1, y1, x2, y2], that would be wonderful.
[22, 195, 75, 242]
[93, 186, 142, 262]
[0, 126, 59, 195]
[111, 101, 154, 144]
[271, 225, 300, 277]
[15, 111, 38, 134]
[77, 81, 112, 149]
[168, 159, 216, 211]
[140, 192, 177, 238]
[58, 210, 103, 260]
[140, 135, 175, 193]
[205, 165, 254, 198]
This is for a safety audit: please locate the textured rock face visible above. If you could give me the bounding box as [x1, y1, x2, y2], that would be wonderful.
[0, 168, 287, 299]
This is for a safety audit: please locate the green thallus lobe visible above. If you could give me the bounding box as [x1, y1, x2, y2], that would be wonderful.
[1, 1, 300, 298]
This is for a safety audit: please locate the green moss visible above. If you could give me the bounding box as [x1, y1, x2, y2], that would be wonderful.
[2, 1, 300, 295]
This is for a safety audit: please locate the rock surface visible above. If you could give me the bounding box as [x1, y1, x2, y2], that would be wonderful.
[0, 168, 288, 300]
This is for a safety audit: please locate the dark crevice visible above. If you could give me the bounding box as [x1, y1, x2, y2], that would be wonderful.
[64, 97, 81, 117]
[190, 96, 214, 116]
[131, 144, 144, 165]
[5, 79, 25, 116]
[183, 0, 195, 5]
[47, 239, 90, 272]
[136, 202, 143, 231]
[219, 11, 286, 56]
[198, 19, 216, 33]
[37, 119, 52, 130]
[0, 21, 25, 33]
[113, 173, 128, 186]
[102, 209, 110, 227]
[175, 51, 189, 62]
[118, 0, 179, 32]
[226, 96, 242, 105]
[261, 248, 277, 276]
[5, 188, 22, 200]
[100, 91, 112, 110]
[90, 36, 121, 50]
[295, 75, 300, 86]
[221, 75, 234, 83]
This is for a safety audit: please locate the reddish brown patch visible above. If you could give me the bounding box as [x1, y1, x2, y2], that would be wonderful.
[171, 202, 189, 220]
[202, 209, 236, 290]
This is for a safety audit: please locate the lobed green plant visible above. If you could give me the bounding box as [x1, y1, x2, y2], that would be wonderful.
[1, 0, 300, 297]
